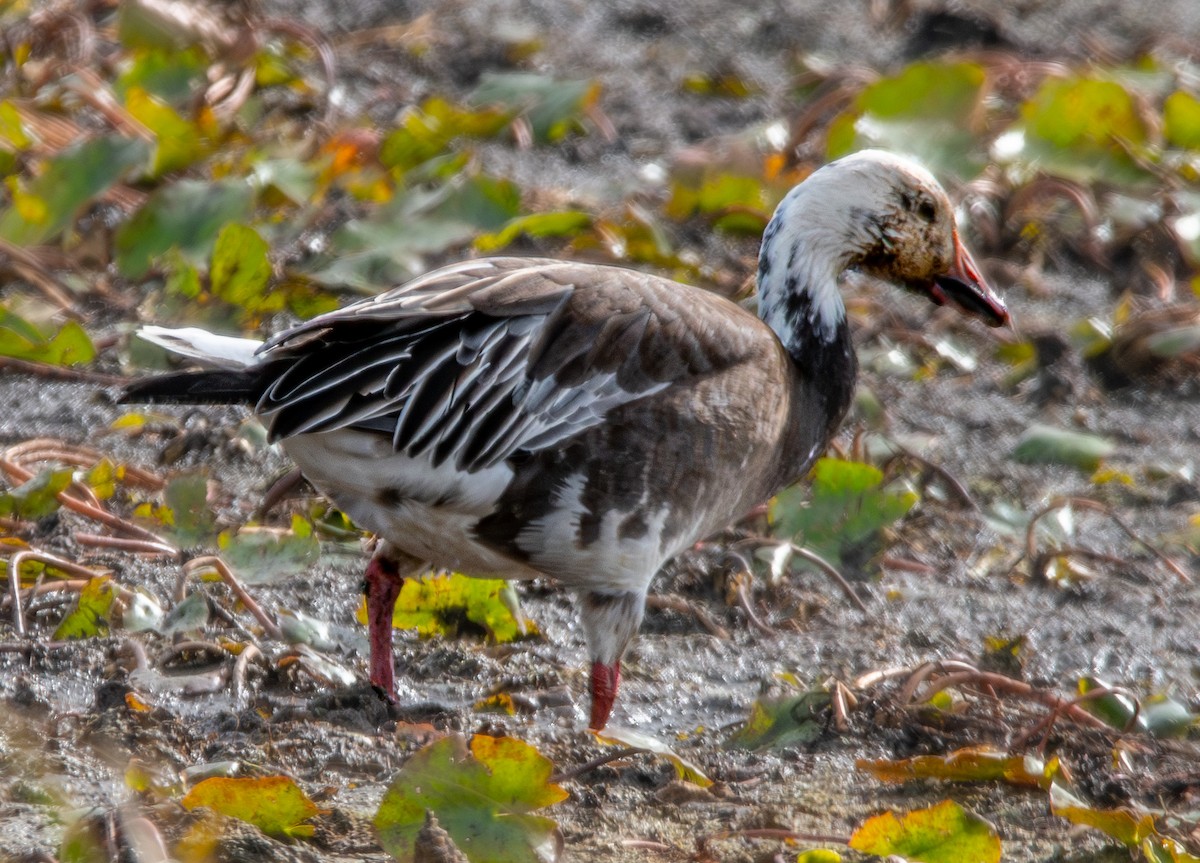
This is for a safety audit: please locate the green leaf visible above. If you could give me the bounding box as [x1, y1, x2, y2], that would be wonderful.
[115, 46, 209, 105]
[826, 61, 987, 180]
[381, 97, 510, 172]
[217, 515, 320, 585]
[210, 223, 273, 311]
[1144, 835, 1200, 863]
[1145, 324, 1200, 358]
[138, 472, 216, 547]
[1140, 695, 1197, 739]
[252, 158, 319, 205]
[666, 173, 770, 234]
[53, 576, 117, 640]
[724, 692, 830, 751]
[0, 466, 73, 519]
[114, 179, 254, 279]
[470, 72, 599, 143]
[1076, 676, 1138, 730]
[594, 727, 712, 787]
[360, 571, 535, 644]
[82, 458, 124, 499]
[0, 309, 95, 366]
[182, 776, 324, 839]
[849, 799, 1002, 863]
[374, 733, 567, 863]
[1048, 783, 1156, 847]
[159, 590, 210, 637]
[1011, 424, 1115, 471]
[1165, 91, 1200, 150]
[1007, 76, 1153, 184]
[124, 86, 207, 176]
[769, 458, 918, 566]
[311, 176, 520, 292]
[475, 211, 593, 252]
[796, 852, 842, 863]
[0, 101, 32, 150]
[0, 135, 150, 246]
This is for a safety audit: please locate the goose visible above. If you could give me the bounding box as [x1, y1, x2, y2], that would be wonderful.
[124, 150, 1008, 730]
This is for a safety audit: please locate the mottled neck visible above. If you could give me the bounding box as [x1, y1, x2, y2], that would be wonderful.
[755, 181, 875, 359]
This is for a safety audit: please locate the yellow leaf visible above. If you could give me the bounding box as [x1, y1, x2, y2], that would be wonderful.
[182, 776, 325, 838]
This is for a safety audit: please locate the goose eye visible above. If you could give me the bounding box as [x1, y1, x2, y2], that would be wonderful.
[917, 200, 937, 222]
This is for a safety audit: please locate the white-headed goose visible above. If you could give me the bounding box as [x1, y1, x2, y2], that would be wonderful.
[125, 150, 1008, 730]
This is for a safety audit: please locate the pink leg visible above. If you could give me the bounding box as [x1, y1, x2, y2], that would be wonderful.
[364, 554, 405, 702]
[589, 661, 620, 731]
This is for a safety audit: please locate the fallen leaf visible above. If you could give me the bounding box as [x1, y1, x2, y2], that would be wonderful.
[182, 776, 325, 839]
[375, 733, 567, 863]
[849, 799, 1001, 863]
[595, 726, 712, 787]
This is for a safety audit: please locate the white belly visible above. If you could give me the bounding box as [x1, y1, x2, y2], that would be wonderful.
[283, 430, 540, 579]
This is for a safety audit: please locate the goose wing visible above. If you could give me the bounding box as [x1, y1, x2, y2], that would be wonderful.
[252, 257, 768, 472]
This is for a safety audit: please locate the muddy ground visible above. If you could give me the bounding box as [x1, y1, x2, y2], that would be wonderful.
[4, 1, 1200, 861]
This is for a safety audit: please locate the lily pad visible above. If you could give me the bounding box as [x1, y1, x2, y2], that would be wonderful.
[827, 61, 987, 180]
[849, 799, 1002, 863]
[53, 577, 117, 640]
[114, 179, 254, 278]
[0, 135, 150, 246]
[217, 515, 320, 585]
[374, 734, 567, 863]
[1003, 75, 1153, 185]
[0, 466, 73, 519]
[770, 458, 918, 566]
[0, 310, 95, 367]
[358, 571, 535, 644]
[724, 691, 830, 751]
[470, 72, 599, 143]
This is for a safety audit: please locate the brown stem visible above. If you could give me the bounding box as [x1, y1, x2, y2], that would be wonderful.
[0, 456, 177, 549]
[74, 534, 178, 556]
[645, 594, 729, 640]
[1026, 496, 1190, 584]
[0, 356, 125, 385]
[549, 747, 646, 784]
[185, 556, 284, 641]
[905, 668, 1111, 731]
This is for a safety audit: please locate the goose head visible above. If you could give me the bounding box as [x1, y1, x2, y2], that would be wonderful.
[757, 149, 1009, 350]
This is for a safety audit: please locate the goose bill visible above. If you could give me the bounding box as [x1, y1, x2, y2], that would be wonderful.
[930, 238, 1009, 328]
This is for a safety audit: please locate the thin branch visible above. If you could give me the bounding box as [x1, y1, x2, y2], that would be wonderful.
[702, 827, 852, 846]
[885, 445, 979, 511]
[0, 456, 177, 549]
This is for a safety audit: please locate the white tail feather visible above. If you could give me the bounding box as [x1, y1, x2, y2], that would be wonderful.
[138, 326, 263, 370]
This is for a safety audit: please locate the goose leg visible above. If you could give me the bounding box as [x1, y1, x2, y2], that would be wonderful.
[364, 542, 423, 701]
[581, 589, 646, 730]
